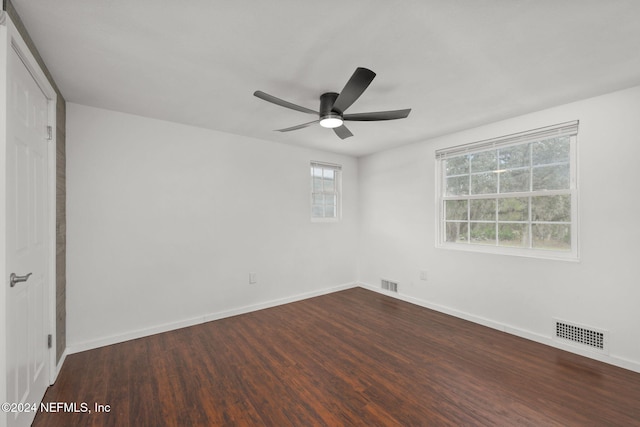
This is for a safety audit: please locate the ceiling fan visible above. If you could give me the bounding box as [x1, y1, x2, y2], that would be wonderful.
[253, 67, 411, 140]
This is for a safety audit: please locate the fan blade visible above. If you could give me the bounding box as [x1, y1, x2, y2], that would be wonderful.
[276, 120, 319, 132]
[254, 91, 318, 115]
[343, 108, 411, 121]
[333, 125, 353, 139]
[332, 67, 376, 114]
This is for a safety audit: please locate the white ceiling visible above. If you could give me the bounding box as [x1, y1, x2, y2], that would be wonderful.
[11, 0, 640, 157]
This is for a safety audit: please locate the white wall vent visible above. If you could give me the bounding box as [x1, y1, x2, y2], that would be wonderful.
[554, 319, 608, 353]
[381, 279, 398, 293]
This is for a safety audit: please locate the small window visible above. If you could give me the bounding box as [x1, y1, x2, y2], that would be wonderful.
[311, 162, 341, 221]
[436, 121, 578, 260]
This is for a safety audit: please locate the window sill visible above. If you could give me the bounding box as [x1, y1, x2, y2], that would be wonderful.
[436, 242, 580, 262]
[311, 217, 340, 223]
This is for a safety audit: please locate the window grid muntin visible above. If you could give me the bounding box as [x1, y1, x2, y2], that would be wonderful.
[443, 190, 573, 248]
[311, 162, 341, 220]
[445, 148, 571, 196]
[439, 134, 576, 257]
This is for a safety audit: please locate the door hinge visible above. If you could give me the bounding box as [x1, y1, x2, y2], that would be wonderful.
[47, 126, 53, 141]
[47, 334, 52, 349]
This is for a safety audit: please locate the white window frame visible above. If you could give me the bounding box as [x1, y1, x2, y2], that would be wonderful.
[310, 161, 342, 222]
[435, 121, 579, 261]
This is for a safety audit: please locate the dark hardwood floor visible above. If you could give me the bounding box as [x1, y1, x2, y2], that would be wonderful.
[34, 287, 640, 426]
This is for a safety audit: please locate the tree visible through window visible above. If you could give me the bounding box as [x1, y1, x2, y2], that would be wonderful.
[311, 162, 341, 220]
[436, 122, 578, 259]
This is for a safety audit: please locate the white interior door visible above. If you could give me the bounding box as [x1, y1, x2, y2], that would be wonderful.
[6, 44, 50, 427]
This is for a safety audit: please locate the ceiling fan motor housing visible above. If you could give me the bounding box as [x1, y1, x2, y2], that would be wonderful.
[320, 92, 341, 118]
[319, 92, 343, 128]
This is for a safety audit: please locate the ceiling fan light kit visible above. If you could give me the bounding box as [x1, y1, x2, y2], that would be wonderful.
[254, 67, 411, 139]
[319, 114, 344, 129]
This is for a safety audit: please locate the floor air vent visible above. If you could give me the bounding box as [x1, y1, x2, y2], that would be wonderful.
[554, 319, 608, 353]
[381, 279, 398, 292]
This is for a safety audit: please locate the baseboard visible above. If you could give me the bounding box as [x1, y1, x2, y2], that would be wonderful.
[201, 282, 356, 323]
[51, 348, 68, 384]
[357, 282, 640, 374]
[67, 282, 358, 355]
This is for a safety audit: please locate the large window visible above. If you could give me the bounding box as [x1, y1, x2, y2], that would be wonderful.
[311, 162, 341, 221]
[436, 121, 578, 259]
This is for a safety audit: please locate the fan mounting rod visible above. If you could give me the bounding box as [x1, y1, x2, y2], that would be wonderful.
[319, 92, 342, 128]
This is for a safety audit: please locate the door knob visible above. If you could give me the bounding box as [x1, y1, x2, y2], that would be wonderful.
[9, 272, 32, 288]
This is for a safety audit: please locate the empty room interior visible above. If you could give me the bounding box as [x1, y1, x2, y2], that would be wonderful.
[2, 1, 640, 426]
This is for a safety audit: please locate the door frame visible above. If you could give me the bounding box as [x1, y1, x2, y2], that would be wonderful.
[0, 11, 58, 417]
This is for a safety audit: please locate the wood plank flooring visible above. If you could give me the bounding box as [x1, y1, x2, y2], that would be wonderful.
[33, 288, 640, 426]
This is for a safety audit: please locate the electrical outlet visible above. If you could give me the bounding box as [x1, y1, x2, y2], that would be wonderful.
[249, 272, 257, 284]
[419, 270, 428, 281]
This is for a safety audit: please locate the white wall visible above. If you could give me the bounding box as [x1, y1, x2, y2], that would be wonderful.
[67, 104, 358, 351]
[68, 86, 640, 371]
[358, 85, 640, 371]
